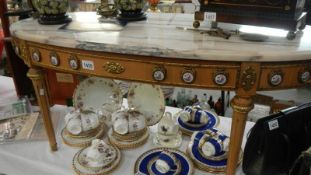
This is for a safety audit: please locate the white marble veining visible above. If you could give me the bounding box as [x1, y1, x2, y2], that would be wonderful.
[10, 12, 311, 62]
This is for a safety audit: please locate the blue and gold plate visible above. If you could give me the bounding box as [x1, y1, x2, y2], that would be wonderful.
[187, 141, 242, 173]
[177, 110, 219, 136]
[135, 148, 194, 175]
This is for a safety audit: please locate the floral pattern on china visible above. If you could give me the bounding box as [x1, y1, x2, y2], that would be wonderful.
[80, 139, 117, 168]
[65, 107, 100, 135]
[127, 83, 165, 126]
[111, 108, 146, 135]
[73, 77, 123, 126]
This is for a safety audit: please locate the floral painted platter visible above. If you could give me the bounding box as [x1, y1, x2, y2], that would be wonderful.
[176, 110, 219, 136]
[134, 148, 194, 175]
[73, 144, 121, 175]
[127, 83, 165, 126]
[73, 77, 122, 114]
[187, 141, 242, 173]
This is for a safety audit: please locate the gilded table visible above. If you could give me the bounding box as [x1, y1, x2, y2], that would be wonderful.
[10, 12, 311, 175]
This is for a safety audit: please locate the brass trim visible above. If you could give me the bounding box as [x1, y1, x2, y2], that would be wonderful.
[241, 66, 257, 91]
[27, 40, 240, 69]
[230, 100, 254, 113]
[103, 62, 125, 74]
[268, 70, 284, 87]
[29, 61, 237, 90]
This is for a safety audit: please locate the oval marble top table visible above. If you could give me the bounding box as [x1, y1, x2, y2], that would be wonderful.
[10, 12, 311, 62]
[9, 12, 311, 175]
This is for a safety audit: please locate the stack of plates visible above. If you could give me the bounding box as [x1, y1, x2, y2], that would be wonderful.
[61, 124, 106, 148]
[187, 141, 243, 173]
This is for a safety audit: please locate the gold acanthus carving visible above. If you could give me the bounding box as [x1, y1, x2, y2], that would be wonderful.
[12, 37, 31, 66]
[241, 66, 257, 91]
[103, 62, 125, 74]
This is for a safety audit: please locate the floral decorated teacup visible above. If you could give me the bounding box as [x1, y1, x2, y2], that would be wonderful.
[65, 107, 100, 135]
[155, 151, 178, 174]
[85, 139, 117, 167]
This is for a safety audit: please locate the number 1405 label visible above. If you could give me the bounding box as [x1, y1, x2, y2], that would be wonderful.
[204, 12, 217, 22]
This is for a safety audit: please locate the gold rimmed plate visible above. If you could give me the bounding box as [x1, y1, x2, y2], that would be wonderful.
[61, 124, 106, 148]
[187, 141, 243, 173]
[72, 144, 121, 175]
[175, 111, 220, 136]
[134, 147, 194, 175]
[127, 83, 165, 126]
[108, 128, 149, 149]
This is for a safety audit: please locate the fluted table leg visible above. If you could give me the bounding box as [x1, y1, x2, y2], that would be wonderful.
[226, 96, 253, 175]
[27, 68, 57, 151]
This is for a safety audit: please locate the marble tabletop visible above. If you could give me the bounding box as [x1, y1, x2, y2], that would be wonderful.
[10, 12, 311, 62]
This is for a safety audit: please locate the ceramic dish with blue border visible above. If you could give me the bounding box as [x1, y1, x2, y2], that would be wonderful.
[187, 141, 242, 173]
[176, 110, 219, 136]
[134, 148, 194, 175]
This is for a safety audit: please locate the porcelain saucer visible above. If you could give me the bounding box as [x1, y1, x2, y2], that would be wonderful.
[176, 111, 219, 136]
[153, 132, 183, 148]
[72, 144, 121, 175]
[134, 147, 194, 175]
[61, 124, 106, 148]
[187, 141, 243, 173]
[108, 128, 149, 149]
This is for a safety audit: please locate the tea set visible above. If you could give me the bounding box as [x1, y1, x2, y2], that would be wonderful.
[62, 77, 231, 174]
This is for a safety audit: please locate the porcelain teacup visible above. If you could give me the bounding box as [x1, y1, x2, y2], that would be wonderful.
[179, 106, 209, 124]
[191, 130, 229, 157]
[128, 109, 146, 133]
[113, 116, 129, 135]
[86, 139, 117, 167]
[158, 112, 179, 136]
[80, 109, 100, 131]
[66, 117, 82, 135]
[155, 151, 178, 174]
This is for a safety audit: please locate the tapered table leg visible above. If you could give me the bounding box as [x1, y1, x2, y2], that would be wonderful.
[226, 95, 254, 175]
[27, 68, 57, 151]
